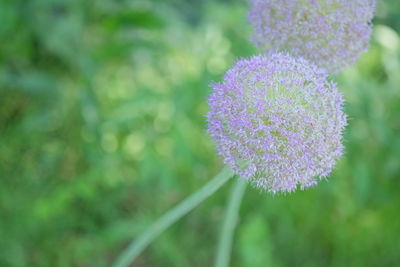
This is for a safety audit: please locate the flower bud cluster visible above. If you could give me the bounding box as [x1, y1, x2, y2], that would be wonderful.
[207, 53, 347, 193]
[248, 0, 376, 73]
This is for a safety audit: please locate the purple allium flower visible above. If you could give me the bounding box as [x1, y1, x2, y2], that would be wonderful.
[248, 0, 376, 74]
[207, 53, 347, 193]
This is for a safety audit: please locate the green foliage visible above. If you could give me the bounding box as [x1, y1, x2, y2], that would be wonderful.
[0, 0, 399, 266]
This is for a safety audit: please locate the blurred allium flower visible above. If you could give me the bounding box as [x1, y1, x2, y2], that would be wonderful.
[248, 0, 376, 74]
[207, 53, 347, 193]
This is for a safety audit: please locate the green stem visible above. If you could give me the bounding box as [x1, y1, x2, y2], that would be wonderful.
[215, 178, 247, 267]
[112, 167, 235, 267]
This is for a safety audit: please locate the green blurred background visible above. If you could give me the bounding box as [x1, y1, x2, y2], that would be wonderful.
[1, 0, 400, 266]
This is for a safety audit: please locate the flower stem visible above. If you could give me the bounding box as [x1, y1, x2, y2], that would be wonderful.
[112, 167, 235, 267]
[215, 178, 247, 267]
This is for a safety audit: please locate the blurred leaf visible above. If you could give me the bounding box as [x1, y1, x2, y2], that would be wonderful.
[103, 10, 164, 32]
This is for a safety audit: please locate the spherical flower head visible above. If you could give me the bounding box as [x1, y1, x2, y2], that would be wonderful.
[207, 53, 347, 193]
[248, 0, 376, 74]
